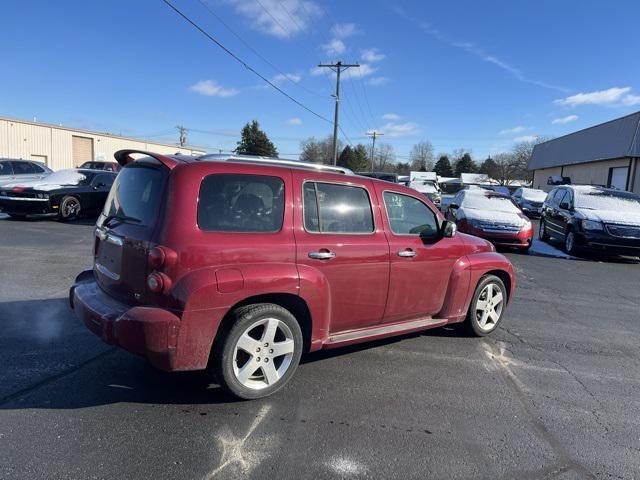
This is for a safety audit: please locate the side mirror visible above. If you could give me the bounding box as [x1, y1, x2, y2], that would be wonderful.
[559, 202, 571, 210]
[441, 220, 457, 238]
[448, 203, 459, 210]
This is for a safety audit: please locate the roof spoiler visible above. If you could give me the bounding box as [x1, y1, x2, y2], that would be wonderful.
[114, 149, 180, 169]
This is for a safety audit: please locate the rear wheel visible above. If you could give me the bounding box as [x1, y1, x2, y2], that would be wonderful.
[464, 275, 507, 336]
[539, 218, 550, 242]
[212, 303, 303, 399]
[58, 196, 81, 221]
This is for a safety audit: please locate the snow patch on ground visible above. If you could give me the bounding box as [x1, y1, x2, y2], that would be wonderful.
[325, 456, 368, 476]
[528, 238, 575, 259]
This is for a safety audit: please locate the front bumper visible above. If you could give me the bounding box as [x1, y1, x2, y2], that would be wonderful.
[0, 196, 53, 215]
[70, 270, 181, 371]
[577, 231, 640, 256]
[459, 225, 534, 249]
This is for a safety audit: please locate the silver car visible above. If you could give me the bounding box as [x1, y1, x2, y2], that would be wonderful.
[0, 159, 52, 187]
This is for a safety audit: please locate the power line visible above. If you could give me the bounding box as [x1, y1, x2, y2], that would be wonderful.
[161, 0, 332, 124]
[197, 0, 327, 99]
[356, 67, 379, 130]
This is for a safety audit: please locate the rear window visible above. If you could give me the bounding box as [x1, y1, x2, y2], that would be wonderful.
[102, 164, 166, 226]
[303, 182, 374, 234]
[198, 174, 285, 232]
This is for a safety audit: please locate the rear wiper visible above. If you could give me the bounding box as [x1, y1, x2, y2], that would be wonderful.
[103, 214, 142, 227]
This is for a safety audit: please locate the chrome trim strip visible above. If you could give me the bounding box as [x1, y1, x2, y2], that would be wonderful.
[328, 318, 446, 343]
[0, 195, 48, 202]
[104, 233, 123, 246]
[94, 262, 120, 281]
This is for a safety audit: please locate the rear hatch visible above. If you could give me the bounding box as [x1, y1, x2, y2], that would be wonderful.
[94, 158, 168, 305]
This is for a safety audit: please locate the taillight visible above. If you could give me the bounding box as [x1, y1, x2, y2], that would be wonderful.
[147, 272, 171, 294]
[148, 246, 166, 269]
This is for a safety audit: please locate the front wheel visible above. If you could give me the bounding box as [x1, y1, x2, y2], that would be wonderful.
[464, 275, 507, 336]
[564, 229, 577, 255]
[212, 303, 303, 399]
[539, 218, 550, 242]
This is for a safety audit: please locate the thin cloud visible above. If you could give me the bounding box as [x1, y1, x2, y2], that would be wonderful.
[322, 38, 346, 56]
[513, 135, 538, 143]
[227, 0, 322, 39]
[382, 113, 401, 120]
[361, 48, 385, 63]
[189, 80, 239, 97]
[499, 126, 529, 135]
[552, 115, 578, 124]
[367, 76, 389, 86]
[554, 87, 640, 107]
[391, 9, 569, 93]
[330, 23, 360, 39]
[381, 122, 420, 137]
[287, 117, 302, 125]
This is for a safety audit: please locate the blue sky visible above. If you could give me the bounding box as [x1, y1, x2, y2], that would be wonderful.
[1, 0, 640, 162]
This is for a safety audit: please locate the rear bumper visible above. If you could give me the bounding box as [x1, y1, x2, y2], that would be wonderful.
[70, 270, 181, 371]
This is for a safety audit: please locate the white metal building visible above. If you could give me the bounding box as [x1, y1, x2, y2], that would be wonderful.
[0, 116, 206, 170]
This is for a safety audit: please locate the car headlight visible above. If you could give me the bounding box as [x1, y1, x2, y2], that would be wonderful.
[582, 220, 603, 231]
[467, 219, 480, 228]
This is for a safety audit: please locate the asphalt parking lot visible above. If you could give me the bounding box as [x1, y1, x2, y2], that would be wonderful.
[1, 215, 639, 479]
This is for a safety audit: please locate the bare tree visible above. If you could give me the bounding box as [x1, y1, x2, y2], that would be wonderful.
[374, 143, 396, 171]
[300, 136, 343, 164]
[409, 141, 434, 171]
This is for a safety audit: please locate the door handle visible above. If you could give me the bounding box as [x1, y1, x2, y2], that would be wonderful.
[397, 249, 416, 258]
[308, 250, 336, 260]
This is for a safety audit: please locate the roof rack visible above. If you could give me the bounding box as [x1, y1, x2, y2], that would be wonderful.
[196, 153, 354, 175]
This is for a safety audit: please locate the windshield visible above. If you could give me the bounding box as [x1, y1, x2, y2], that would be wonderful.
[574, 188, 640, 211]
[101, 164, 166, 226]
[462, 193, 520, 213]
[36, 170, 88, 186]
[521, 188, 547, 202]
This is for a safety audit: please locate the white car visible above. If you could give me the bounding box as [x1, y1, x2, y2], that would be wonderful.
[0, 159, 52, 187]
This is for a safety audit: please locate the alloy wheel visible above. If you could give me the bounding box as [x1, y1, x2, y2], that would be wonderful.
[61, 197, 80, 218]
[232, 317, 295, 390]
[474, 283, 504, 332]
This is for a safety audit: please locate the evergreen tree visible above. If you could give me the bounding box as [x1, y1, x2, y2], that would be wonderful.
[433, 155, 453, 177]
[353, 144, 371, 171]
[454, 153, 476, 177]
[479, 156, 499, 179]
[337, 145, 356, 169]
[235, 120, 278, 157]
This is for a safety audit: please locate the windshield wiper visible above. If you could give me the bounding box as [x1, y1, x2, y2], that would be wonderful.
[103, 214, 142, 227]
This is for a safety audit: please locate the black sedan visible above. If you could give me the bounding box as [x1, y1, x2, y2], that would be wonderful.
[539, 185, 640, 256]
[0, 169, 116, 221]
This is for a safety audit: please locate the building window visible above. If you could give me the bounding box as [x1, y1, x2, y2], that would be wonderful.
[608, 166, 629, 191]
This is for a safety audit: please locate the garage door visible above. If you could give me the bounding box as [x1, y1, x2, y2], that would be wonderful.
[609, 166, 629, 190]
[72, 136, 94, 167]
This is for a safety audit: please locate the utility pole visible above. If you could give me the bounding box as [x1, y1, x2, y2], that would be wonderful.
[176, 125, 187, 147]
[317, 61, 360, 165]
[366, 131, 383, 172]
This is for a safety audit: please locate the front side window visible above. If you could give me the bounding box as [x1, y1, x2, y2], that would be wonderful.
[383, 191, 439, 235]
[93, 174, 115, 188]
[198, 174, 285, 233]
[303, 182, 374, 234]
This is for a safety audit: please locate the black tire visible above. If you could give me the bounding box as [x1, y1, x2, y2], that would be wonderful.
[58, 195, 81, 221]
[564, 228, 577, 255]
[211, 303, 303, 400]
[463, 274, 508, 337]
[539, 218, 550, 242]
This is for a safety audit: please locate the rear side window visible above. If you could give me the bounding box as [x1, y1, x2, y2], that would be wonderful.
[31, 163, 46, 173]
[383, 191, 439, 235]
[102, 164, 166, 226]
[11, 161, 36, 174]
[0, 162, 13, 176]
[198, 174, 285, 232]
[303, 182, 374, 234]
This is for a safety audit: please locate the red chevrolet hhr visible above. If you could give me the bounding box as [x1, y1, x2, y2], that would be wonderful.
[71, 150, 516, 399]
